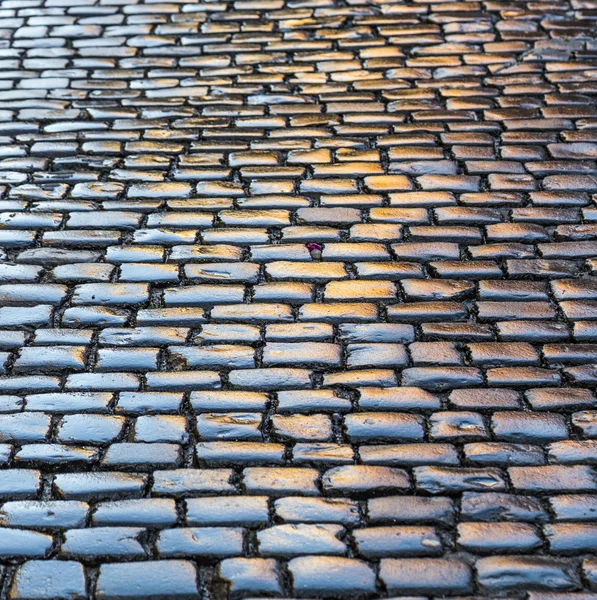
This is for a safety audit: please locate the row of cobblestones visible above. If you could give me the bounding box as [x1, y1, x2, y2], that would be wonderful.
[0, 0, 596, 598]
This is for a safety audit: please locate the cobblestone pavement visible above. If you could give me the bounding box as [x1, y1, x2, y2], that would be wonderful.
[0, 0, 597, 598]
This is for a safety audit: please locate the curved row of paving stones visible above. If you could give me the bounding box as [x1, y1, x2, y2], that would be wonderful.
[0, 0, 597, 597]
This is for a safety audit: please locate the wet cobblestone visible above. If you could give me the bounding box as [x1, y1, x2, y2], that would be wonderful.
[0, 0, 594, 597]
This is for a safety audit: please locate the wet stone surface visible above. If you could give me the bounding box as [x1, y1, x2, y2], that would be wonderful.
[0, 0, 594, 598]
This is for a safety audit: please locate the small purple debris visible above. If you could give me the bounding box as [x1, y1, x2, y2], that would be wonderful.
[307, 242, 323, 260]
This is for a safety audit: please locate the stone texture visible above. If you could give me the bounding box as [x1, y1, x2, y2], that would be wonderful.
[0, 2, 594, 598]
